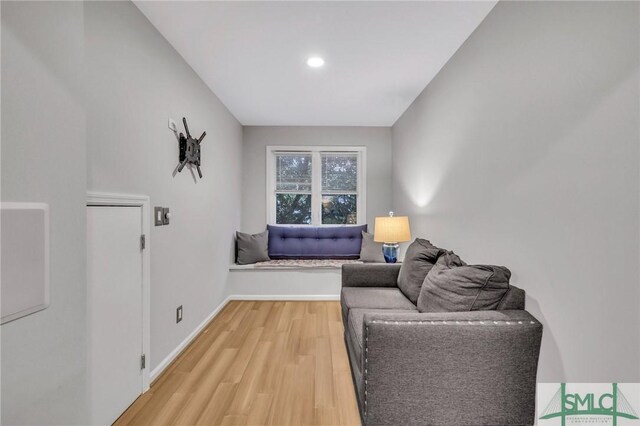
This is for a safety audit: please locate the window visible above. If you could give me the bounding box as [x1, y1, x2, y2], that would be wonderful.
[267, 146, 366, 226]
[274, 153, 312, 225]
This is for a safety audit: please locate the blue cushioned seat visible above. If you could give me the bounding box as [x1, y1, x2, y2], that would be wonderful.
[267, 224, 367, 259]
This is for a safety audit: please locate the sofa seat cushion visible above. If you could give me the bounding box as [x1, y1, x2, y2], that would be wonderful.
[347, 308, 416, 372]
[340, 287, 417, 323]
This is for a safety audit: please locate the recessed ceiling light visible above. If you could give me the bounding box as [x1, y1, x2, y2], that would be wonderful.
[307, 56, 325, 68]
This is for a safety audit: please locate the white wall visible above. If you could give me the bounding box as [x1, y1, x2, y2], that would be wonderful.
[85, 1, 242, 373]
[227, 269, 342, 299]
[1, 2, 88, 424]
[392, 1, 639, 382]
[242, 126, 392, 233]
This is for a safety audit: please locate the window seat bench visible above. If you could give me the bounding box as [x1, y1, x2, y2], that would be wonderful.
[229, 225, 369, 299]
[227, 259, 362, 300]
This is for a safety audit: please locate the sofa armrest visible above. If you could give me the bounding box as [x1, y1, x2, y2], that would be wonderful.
[360, 310, 542, 425]
[341, 264, 402, 288]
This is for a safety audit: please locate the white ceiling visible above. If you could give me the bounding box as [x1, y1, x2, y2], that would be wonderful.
[134, 1, 496, 126]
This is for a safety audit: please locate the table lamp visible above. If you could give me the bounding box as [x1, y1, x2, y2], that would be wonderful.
[374, 212, 411, 263]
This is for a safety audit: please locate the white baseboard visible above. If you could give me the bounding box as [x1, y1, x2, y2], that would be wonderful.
[149, 293, 340, 382]
[228, 294, 340, 301]
[149, 295, 231, 382]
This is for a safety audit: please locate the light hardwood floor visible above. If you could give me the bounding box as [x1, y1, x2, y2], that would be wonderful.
[114, 301, 361, 426]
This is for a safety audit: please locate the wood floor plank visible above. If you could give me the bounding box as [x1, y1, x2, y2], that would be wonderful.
[328, 321, 351, 373]
[300, 311, 317, 356]
[223, 326, 264, 383]
[195, 382, 238, 426]
[172, 349, 239, 424]
[175, 331, 232, 394]
[246, 393, 273, 426]
[220, 414, 247, 426]
[276, 301, 294, 332]
[315, 406, 340, 426]
[334, 372, 361, 426]
[315, 337, 335, 408]
[225, 309, 259, 349]
[116, 301, 360, 426]
[145, 392, 190, 425]
[291, 354, 316, 426]
[227, 340, 273, 415]
[315, 302, 330, 339]
[257, 301, 283, 345]
[328, 302, 342, 323]
[253, 301, 274, 328]
[256, 331, 288, 394]
[266, 363, 297, 426]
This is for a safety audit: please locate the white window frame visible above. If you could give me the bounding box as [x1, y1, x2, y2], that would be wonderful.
[266, 145, 367, 226]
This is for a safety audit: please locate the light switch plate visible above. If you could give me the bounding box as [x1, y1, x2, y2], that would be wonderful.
[176, 305, 183, 323]
[162, 207, 170, 225]
[154, 207, 164, 226]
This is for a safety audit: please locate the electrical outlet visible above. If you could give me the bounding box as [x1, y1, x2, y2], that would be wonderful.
[168, 118, 177, 133]
[176, 305, 183, 323]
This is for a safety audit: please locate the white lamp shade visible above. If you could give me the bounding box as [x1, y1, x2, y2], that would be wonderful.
[374, 216, 411, 243]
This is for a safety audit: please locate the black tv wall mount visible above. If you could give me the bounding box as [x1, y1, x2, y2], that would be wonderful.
[177, 117, 206, 179]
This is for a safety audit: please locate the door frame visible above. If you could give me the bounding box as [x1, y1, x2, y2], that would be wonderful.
[87, 191, 151, 392]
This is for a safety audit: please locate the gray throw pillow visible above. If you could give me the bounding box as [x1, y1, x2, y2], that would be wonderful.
[236, 230, 270, 265]
[396, 238, 448, 304]
[417, 253, 511, 313]
[359, 231, 385, 263]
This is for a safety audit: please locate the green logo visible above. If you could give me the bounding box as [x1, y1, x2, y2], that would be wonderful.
[540, 383, 639, 425]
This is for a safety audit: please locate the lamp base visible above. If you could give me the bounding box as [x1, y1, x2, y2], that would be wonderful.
[382, 243, 400, 263]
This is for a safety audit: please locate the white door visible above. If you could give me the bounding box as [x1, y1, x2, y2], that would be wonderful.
[87, 206, 143, 425]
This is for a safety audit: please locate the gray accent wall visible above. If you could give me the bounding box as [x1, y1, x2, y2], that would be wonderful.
[391, 1, 639, 382]
[1, 2, 88, 424]
[2, 2, 242, 423]
[85, 1, 242, 374]
[242, 126, 392, 233]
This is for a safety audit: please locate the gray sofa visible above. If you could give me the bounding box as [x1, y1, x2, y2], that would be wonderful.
[341, 263, 543, 426]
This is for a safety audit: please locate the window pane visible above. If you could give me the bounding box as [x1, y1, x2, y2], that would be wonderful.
[276, 193, 312, 224]
[322, 195, 357, 224]
[322, 153, 358, 192]
[276, 154, 312, 191]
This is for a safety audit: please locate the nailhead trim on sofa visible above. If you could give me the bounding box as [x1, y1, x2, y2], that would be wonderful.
[362, 319, 539, 420]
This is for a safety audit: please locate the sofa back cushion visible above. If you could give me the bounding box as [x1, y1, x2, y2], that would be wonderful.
[417, 253, 512, 312]
[396, 238, 447, 304]
[267, 224, 367, 259]
[497, 285, 526, 310]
